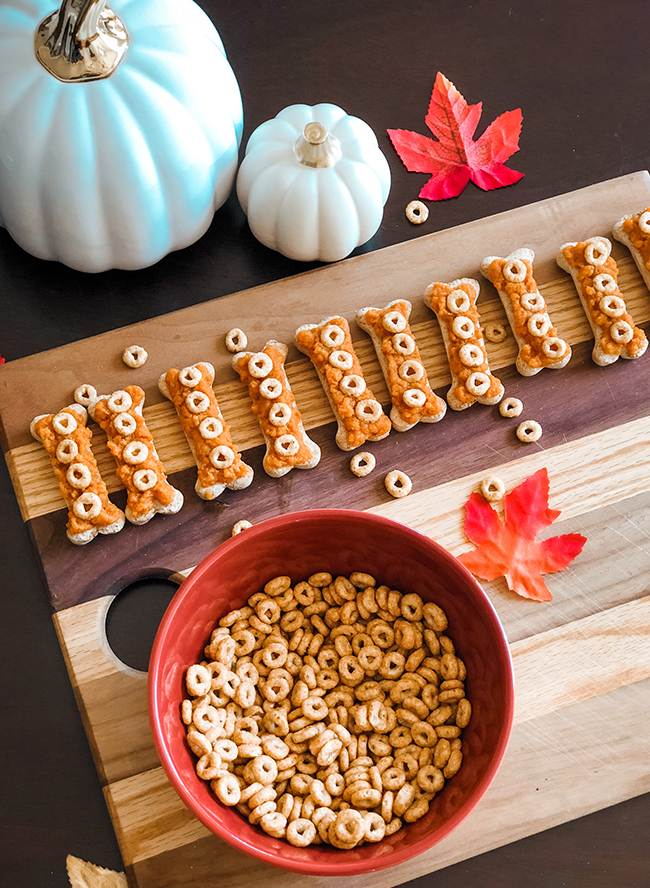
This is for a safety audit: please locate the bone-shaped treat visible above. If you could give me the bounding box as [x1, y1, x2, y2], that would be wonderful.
[613, 206, 650, 293]
[232, 340, 320, 477]
[480, 248, 571, 377]
[557, 236, 647, 366]
[356, 299, 446, 431]
[423, 278, 504, 411]
[89, 385, 184, 524]
[159, 362, 253, 500]
[30, 404, 125, 545]
[295, 316, 392, 451]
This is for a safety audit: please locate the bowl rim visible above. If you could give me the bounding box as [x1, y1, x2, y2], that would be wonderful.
[148, 508, 515, 875]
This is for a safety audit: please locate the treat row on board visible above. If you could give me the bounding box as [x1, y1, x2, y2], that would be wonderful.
[29, 214, 650, 544]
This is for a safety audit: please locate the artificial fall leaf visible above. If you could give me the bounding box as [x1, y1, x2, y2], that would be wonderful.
[387, 72, 524, 200]
[458, 468, 586, 602]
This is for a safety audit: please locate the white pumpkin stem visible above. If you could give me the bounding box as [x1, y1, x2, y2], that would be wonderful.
[293, 123, 342, 169]
[35, 0, 129, 82]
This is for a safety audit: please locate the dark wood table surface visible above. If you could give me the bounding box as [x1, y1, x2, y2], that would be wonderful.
[1, 0, 650, 885]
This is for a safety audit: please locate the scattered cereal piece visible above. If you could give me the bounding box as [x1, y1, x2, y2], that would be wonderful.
[516, 419, 542, 443]
[122, 345, 148, 368]
[74, 383, 97, 408]
[350, 451, 376, 477]
[499, 397, 523, 418]
[483, 322, 507, 343]
[225, 328, 248, 352]
[405, 200, 428, 224]
[480, 476, 505, 502]
[232, 519, 253, 536]
[385, 469, 412, 498]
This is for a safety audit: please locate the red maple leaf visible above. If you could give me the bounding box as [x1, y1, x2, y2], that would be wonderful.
[387, 72, 524, 200]
[458, 468, 586, 602]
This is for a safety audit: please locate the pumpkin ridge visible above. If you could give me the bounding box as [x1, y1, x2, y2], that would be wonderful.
[91, 78, 172, 266]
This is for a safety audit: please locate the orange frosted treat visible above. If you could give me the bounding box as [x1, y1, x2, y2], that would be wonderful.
[356, 299, 446, 431]
[30, 404, 125, 545]
[557, 236, 647, 366]
[613, 206, 650, 292]
[159, 362, 253, 500]
[480, 248, 571, 377]
[295, 316, 391, 451]
[89, 386, 184, 524]
[423, 278, 504, 411]
[232, 340, 320, 477]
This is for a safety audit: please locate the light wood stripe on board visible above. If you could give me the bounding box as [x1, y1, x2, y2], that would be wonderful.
[57, 582, 650, 787]
[107, 677, 650, 874]
[367, 414, 650, 551]
[7, 254, 650, 524]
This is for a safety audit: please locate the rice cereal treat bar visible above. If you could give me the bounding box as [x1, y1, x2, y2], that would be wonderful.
[232, 340, 321, 477]
[89, 386, 184, 525]
[480, 248, 571, 377]
[30, 404, 125, 545]
[159, 362, 253, 500]
[181, 571, 471, 850]
[557, 236, 647, 366]
[613, 206, 650, 292]
[423, 278, 504, 411]
[356, 299, 447, 432]
[295, 316, 392, 450]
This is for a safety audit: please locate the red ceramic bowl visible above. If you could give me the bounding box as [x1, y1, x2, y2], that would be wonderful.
[149, 510, 514, 876]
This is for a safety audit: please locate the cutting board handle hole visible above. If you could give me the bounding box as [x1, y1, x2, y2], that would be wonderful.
[105, 574, 181, 673]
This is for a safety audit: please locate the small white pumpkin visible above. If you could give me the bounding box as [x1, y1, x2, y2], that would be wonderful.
[0, 0, 243, 272]
[236, 103, 391, 263]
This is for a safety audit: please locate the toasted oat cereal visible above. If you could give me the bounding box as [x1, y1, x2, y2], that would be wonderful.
[499, 397, 523, 418]
[350, 452, 376, 477]
[516, 419, 542, 443]
[405, 200, 428, 224]
[483, 322, 507, 343]
[225, 328, 248, 353]
[122, 345, 148, 369]
[232, 519, 253, 536]
[385, 469, 412, 498]
[182, 571, 470, 851]
[480, 476, 505, 502]
[74, 384, 98, 408]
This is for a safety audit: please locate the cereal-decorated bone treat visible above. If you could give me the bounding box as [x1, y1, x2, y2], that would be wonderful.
[480, 249, 571, 377]
[356, 300, 446, 432]
[181, 572, 471, 850]
[159, 362, 253, 500]
[613, 206, 650, 292]
[89, 386, 183, 525]
[424, 278, 504, 411]
[232, 340, 321, 477]
[295, 316, 391, 450]
[557, 236, 647, 365]
[30, 404, 125, 545]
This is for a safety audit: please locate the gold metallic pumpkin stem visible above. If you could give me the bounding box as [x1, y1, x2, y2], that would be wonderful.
[35, 0, 129, 83]
[294, 122, 342, 168]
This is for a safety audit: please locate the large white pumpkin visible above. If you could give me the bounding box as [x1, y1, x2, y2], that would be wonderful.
[0, 0, 243, 272]
[236, 103, 391, 263]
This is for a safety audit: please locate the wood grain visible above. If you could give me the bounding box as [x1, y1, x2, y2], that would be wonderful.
[1, 172, 649, 453]
[7, 255, 650, 525]
[3, 174, 650, 888]
[27, 390, 650, 613]
[108, 673, 650, 882]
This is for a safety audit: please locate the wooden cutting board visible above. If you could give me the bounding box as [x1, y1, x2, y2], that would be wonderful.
[2, 172, 650, 888]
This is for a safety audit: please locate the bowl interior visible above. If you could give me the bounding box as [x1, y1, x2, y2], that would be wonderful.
[149, 510, 514, 876]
